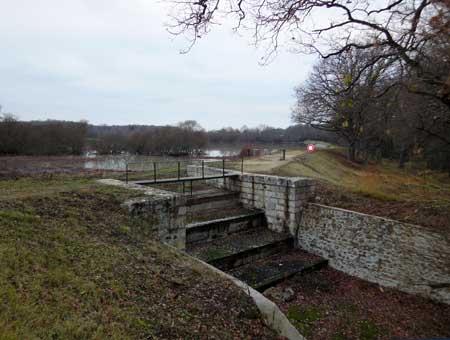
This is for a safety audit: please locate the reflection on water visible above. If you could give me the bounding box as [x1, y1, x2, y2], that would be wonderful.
[204, 149, 240, 157]
[0, 146, 281, 174]
[84, 149, 242, 171]
[83, 155, 162, 171]
[84, 158, 128, 171]
[0, 149, 246, 173]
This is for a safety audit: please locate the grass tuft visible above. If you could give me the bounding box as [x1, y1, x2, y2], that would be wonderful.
[0, 176, 275, 339]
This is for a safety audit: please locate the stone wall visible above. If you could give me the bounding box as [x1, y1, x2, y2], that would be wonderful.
[98, 179, 186, 250]
[298, 203, 450, 304]
[187, 165, 316, 234]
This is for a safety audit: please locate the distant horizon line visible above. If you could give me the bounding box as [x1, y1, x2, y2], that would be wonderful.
[0, 114, 301, 131]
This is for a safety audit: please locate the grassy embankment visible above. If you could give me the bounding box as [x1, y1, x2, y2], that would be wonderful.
[0, 176, 278, 339]
[231, 147, 450, 230]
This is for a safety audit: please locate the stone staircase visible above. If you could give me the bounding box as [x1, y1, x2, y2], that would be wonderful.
[185, 188, 327, 292]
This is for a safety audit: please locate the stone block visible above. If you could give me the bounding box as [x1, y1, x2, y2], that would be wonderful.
[297, 203, 450, 305]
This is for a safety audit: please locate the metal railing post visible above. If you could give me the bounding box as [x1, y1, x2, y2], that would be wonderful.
[125, 162, 129, 184]
[241, 157, 244, 174]
[202, 160, 205, 178]
[222, 158, 225, 176]
[153, 162, 157, 183]
[178, 162, 181, 180]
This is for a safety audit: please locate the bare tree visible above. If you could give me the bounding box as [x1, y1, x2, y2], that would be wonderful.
[168, 0, 450, 108]
[292, 49, 392, 161]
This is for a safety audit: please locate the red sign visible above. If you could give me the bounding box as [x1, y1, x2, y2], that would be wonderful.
[307, 144, 315, 153]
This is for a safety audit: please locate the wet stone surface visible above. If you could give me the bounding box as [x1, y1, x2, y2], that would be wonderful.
[187, 206, 256, 223]
[186, 228, 291, 261]
[229, 250, 324, 290]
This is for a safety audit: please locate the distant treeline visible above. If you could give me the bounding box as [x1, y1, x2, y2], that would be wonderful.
[207, 125, 337, 145]
[0, 115, 87, 156]
[89, 120, 208, 156]
[88, 122, 338, 155]
[0, 115, 336, 157]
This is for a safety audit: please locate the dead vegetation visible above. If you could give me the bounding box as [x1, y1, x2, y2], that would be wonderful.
[241, 148, 450, 231]
[270, 267, 450, 340]
[0, 176, 280, 339]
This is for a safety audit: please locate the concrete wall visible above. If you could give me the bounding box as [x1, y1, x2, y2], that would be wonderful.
[298, 203, 450, 304]
[98, 179, 186, 250]
[101, 177, 450, 304]
[124, 195, 186, 250]
[187, 165, 316, 234]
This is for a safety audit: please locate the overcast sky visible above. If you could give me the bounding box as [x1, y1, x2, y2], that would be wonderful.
[0, 0, 316, 129]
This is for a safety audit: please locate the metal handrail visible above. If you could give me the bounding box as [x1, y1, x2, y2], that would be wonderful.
[124, 157, 244, 184]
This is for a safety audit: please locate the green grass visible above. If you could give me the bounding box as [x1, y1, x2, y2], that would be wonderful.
[247, 148, 450, 207]
[0, 176, 93, 200]
[287, 302, 384, 340]
[331, 303, 384, 340]
[0, 183, 159, 339]
[287, 305, 321, 337]
[0, 176, 273, 339]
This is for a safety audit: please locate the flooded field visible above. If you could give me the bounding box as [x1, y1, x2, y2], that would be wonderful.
[0, 144, 297, 176]
[0, 155, 161, 175]
[204, 148, 241, 158]
[0, 154, 235, 176]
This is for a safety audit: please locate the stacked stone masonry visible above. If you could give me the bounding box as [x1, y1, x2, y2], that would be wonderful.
[100, 174, 450, 305]
[98, 179, 187, 250]
[123, 195, 187, 250]
[187, 165, 316, 234]
[299, 203, 450, 304]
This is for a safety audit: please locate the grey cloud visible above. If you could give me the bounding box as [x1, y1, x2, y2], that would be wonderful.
[0, 0, 316, 129]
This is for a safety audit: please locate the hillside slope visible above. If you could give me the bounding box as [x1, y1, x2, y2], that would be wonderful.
[246, 148, 450, 231]
[0, 177, 279, 339]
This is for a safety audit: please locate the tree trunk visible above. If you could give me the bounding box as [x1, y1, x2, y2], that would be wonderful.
[448, 156, 450, 178]
[348, 144, 356, 162]
[375, 148, 382, 163]
[399, 145, 408, 169]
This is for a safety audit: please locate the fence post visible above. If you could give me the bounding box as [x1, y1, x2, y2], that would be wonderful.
[178, 162, 181, 180]
[202, 160, 205, 178]
[241, 157, 244, 174]
[125, 162, 129, 184]
[153, 162, 157, 183]
[222, 158, 225, 176]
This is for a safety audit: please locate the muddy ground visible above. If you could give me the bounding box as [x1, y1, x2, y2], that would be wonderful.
[266, 265, 450, 340]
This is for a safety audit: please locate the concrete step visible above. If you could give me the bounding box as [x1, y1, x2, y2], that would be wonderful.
[186, 211, 267, 245]
[186, 228, 294, 271]
[187, 206, 256, 224]
[186, 189, 241, 213]
[228, 250, 328, 292]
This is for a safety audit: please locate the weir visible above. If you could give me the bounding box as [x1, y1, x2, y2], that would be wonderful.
[101, 164, 450, 306]
[114, 166, 327, 293]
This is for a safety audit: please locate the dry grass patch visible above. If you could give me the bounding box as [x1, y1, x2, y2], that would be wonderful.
[239, 148, 450, 230]
[0, 177, 279, 339]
